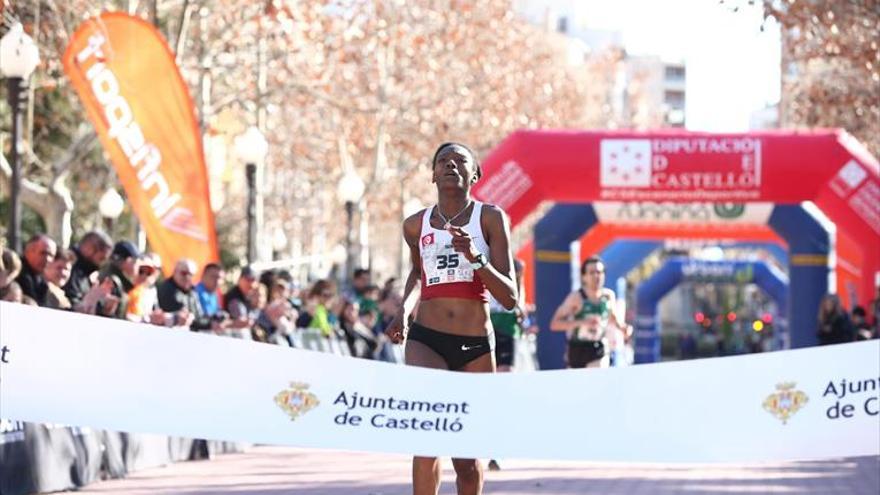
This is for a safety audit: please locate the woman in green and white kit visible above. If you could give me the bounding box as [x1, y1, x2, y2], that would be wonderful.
[490, 259, 525, 372]
[550, 256, 632, 368]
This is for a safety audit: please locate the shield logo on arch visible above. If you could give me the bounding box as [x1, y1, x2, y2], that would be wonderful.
[600, 139, 652, 187]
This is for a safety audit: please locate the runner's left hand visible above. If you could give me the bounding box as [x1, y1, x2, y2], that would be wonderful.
[448, 225, 479, 262]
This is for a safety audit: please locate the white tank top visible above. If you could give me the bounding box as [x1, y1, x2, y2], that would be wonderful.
[418, 201, 490, 294]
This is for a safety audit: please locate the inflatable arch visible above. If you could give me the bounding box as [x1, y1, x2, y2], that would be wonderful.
[578, 201, 788, 266]
[579, 224, 788, 291]
[515, 225, 786, 307]
[475, 130, 880, 313]
[596, 238, 788, 297]
[527, 203, 826, 369]
[635, 258, 789, 363]
[579, 226, 861, 309]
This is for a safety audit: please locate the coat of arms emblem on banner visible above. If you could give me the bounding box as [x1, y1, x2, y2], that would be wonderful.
[762, 382, 808, 424]
[274, 382, 320, 421]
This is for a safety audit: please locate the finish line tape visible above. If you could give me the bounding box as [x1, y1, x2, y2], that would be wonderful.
[1, 302, 877, 462]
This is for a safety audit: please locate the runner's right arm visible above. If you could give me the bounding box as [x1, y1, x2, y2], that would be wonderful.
[550, 292, 584, 332]
[384, 213, 423, 343]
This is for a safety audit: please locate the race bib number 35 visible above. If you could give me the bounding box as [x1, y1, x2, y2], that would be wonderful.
[424, 246, 475, 286]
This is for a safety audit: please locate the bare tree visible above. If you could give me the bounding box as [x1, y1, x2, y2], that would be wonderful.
[760, 0, 878, 156]
[1, 1, 629, 273]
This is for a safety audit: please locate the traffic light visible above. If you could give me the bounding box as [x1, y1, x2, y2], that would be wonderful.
[754, 313, 774, 333]
[726, 311, 737, 323]
[694, 311, 712, 330]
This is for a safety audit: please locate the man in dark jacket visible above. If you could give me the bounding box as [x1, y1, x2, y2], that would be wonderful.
[157, 259, 215, 332]
[64, 231, 113, 309]
[16, 234, 57, 306]
[98, 241, 139, 319]
[224, 265, 259, 333]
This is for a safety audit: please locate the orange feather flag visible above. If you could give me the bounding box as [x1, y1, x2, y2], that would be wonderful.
[63, 13, 218, 275]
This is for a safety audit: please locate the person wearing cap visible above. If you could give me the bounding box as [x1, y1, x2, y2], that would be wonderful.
[64, 230, 113, 309]
[158, 259, 217, 331]
[97, 240, 140, 319]
[127, 253, 164, 323]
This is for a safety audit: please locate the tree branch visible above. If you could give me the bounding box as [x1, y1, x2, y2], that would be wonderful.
[208, 82, 380, 116]
[174, 0, 193, 64]
[49, 126, 98, 178]
[0, 144, 53, 207]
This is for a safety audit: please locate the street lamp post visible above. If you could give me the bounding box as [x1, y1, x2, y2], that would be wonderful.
[244, 162, 257, 263]
[1, 23, 40, 252]
[337, 169, 365, 284]
[98, 188, 125, 235]
[234, 126, 268, 265]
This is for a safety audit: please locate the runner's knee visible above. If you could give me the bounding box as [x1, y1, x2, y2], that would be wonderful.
[413, 456, 438, 470]
[451, 458, 481, 479]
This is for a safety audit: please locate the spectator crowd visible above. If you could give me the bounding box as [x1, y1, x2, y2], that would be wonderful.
[816, 292, 880, 345]
[0, 232, 403, 361]
[1, 231, 877, 359]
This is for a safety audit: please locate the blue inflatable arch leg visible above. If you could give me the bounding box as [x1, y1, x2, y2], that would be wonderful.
[768, 205, 830, 349]
[635, 258, 789, 363]
[534, 204, 597, 370]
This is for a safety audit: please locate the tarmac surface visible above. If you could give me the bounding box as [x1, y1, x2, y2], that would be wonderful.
[77, 445, 880, 495]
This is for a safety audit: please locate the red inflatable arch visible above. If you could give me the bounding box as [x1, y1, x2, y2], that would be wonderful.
[836, 232, 867, 309]
[475, 130, 880, 308]
[516, 240, 536, 306]
[578, 224, 783, 259]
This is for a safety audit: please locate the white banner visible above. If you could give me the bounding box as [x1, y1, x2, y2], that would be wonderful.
[1, 302, 877, 462]
[593, 202, 774, 225]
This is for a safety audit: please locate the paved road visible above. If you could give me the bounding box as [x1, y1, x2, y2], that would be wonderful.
[75, 446, 879, 495]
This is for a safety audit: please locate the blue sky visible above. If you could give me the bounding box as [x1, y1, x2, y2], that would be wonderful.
[523, 0, 781, 131]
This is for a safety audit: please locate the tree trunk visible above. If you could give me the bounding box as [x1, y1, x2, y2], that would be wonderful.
[0, 154, 74, 247]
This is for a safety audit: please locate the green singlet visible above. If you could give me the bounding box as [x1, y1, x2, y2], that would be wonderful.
[490, 311, 521, 338]
[571, 289, 610, 342]
[489, 297, 521, 338]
